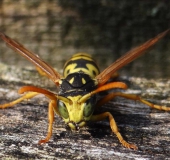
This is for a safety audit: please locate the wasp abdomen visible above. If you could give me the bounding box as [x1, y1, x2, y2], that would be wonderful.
[63, 53, 100, 78]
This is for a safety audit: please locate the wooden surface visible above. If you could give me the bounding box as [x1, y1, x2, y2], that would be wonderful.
[0, 63, 170, 159]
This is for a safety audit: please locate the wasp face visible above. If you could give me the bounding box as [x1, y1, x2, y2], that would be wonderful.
[57, 95, 96, 130]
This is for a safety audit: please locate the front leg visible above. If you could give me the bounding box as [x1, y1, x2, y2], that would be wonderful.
[38, 100, 56, 144]
[90, 112, 138, 150]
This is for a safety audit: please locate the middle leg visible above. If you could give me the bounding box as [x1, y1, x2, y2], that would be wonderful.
[96, 92, 170, 111]
[0, 92, 39, 109]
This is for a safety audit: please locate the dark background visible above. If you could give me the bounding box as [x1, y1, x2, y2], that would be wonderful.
[0, 0, 170, 78]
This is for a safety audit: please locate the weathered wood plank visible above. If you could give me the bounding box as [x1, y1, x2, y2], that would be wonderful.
[0, 64, 170, 159]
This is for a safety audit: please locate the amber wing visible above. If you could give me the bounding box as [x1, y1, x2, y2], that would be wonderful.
[96, 29, 170, 86]
[0, 33, 62, 85]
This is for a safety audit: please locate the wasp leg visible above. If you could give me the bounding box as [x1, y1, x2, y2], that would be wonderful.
[0, 92, 39, 109]
[91, 112, 138, 150]
[96, 92, 170, 111]
[38, 100, 56, 144]
[36, 66, 48, 77]
[110, 72, 119, 79]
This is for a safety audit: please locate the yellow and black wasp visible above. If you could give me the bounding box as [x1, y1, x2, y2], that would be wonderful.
[0, 29, 169, 150]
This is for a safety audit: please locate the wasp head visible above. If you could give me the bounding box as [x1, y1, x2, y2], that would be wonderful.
[57, 95, 96, 130]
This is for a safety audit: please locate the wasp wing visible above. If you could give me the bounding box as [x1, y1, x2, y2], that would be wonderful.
[96, 29, 170, 86]
[0, 33, 62, 85]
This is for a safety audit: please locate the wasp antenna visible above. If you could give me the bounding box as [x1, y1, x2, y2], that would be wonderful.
[57, 96, 71, 104]
[79, 82, 127, 103]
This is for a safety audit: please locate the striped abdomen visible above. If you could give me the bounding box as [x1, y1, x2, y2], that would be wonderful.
[63, 53, 100, 78]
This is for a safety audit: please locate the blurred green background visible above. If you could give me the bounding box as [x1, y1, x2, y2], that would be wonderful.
[0, 0, 170, 78]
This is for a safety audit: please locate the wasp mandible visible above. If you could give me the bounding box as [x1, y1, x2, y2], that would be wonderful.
[0, 29, 169, 150]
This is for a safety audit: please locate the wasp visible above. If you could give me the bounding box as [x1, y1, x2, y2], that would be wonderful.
[0, 29, 169, 150]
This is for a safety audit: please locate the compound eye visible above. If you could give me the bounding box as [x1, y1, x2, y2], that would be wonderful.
[58, 100, 69, 119]
[83, 98, 95, 117]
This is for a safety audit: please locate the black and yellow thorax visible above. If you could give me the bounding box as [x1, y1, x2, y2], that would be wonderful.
[59, 53, 100, 96]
